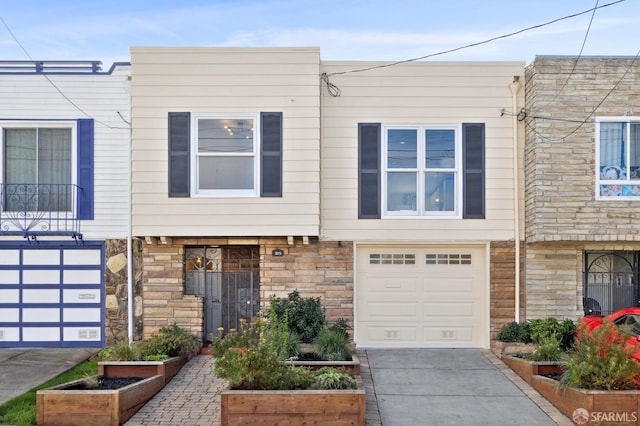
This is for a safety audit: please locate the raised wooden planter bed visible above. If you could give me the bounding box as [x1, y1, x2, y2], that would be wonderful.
[220, 375, 366, 426]
[286, 353, 361, 375]
[530, 375, 640, 425]
[98, 355, 188, 385]
[501, 354, 565, 385]
[37, 374, 164, 426]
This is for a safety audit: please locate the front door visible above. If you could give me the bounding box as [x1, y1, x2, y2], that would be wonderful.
[185, 246, 260, 343]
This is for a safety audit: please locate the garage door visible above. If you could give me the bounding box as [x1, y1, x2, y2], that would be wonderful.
[0, 242, 104, 347]
[356, 245, 487, 348]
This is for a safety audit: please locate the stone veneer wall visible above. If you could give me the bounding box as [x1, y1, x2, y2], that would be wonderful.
[525, 57, 640, 243]
[489, 241, 525, 338]
[260, 237, 354, 327]
[104, 239, 143, 345]
[140, 243, 203, 340]
[138, 236, 354, 341]
[526, 241, 640, 320]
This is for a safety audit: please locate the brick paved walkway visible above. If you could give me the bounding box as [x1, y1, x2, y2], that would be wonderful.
[124, 351, 382, 426]
[124, 355, 227, 426]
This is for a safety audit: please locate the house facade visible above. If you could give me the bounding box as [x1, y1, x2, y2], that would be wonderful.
[0, 61, 136, 347]
[131, 47, 525, 348]
[524, 56, 640, 319]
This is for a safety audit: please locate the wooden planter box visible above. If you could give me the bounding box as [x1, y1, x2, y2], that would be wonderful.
[501, 354, 565, 385]
[98, 355, 188, 385]
[530, 375, 640, 425]
[286, 353, 361, 375]
[37, 375, 164, 426]
[220, 376, 366, 426]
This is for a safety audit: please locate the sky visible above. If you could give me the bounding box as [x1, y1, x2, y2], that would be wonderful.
[0, 0, 638, 68]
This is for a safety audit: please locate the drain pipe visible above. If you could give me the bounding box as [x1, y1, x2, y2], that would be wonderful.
[124, 75, 134, 345]
[509, 76, 522, 323]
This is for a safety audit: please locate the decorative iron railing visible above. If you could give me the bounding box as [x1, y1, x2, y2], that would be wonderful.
[0, 183, 82, 240]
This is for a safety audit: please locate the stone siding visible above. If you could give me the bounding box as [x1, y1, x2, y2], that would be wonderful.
[525, 56, 640, 243]
[139, 237, 354, 341]
[489, 241, 524, 338]
[104, 239, 143, 346]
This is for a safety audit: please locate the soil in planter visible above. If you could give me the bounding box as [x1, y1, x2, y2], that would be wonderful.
[297, 352, 353, 361]
[540, 372, 562, 381]
[65, 377, 144, 390]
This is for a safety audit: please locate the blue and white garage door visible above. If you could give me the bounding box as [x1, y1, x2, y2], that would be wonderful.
[0, 242, 104, 347]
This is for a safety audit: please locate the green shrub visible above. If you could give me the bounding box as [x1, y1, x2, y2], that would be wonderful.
[312, 328, 351, 361]
[560, 321, 640, 390]
[527, 317, 576, 350]
[144, 354, 169, 361]
[139, 323, 200, 358]
[328, 318, 351, 338]
[96, 342, 141, 361]
[210, 318, 263, 358]
[529, 334, 564, 362]
[312, 367, 357, 390]
[270, 290, 325, 343]
[496, 321, 530, 343]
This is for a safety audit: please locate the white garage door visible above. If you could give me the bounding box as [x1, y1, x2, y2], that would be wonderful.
[0, 242, 104, 348]
[356, 245, 487, 348]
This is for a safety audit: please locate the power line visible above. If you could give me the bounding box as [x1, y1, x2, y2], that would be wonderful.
[0, 15, 130, 130]
[322, 0, 626, 95]
[536, 0, 600, 110]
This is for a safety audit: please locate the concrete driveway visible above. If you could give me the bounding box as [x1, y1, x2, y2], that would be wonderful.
[365, 348, 568, 426]
[0, 347, 98, 405]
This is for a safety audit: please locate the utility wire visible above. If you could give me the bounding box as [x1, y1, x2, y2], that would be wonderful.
[0, 15, 130, 130]
[322, 0, 626, 89]
[535, 0, 600, 110]
[525, 48, 640, 142]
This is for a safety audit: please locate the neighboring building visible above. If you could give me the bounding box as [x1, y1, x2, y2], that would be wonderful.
[131, 47, 525, 349]
[0, 60, 134, 347]
[525, 56, 640, 319]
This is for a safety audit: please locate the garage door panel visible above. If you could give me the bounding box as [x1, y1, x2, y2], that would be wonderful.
[422, 302, 474, 318]
[0, 243, 104, 348]
[422, 277, 476, 294]
[357, 245, 487, 348]
[360, 301, 419, 319]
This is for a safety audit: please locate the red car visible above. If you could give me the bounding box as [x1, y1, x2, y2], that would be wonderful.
[580, 307, 640, 361]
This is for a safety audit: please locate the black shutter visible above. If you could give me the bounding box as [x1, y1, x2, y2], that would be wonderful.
[76, 118, 94, 220]
[462, 123, 485, 219]
[168, 112, 190, 197]
[358, 123, 381, 219]
[261, 112, 283, 197]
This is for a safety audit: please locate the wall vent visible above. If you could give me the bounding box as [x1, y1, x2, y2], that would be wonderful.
[78, 329, 98, 340]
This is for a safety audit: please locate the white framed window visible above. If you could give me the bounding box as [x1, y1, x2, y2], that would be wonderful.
[191, 114, 259, 197]
[596, 117, 640, 199]
[383, 125, 461, 217]
[0, 121, 77, 212]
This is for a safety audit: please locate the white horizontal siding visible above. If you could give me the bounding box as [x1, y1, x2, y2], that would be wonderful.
[130, 47, 321, 237]
[320, 60, 525, 242]
[0, 66, 131, 240]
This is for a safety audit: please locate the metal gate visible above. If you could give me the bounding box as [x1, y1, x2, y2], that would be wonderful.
[584, 251, 640, 316]
[185, 246, 260, 343]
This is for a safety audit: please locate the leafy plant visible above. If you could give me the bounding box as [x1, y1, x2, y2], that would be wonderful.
[529, 334, 564, 362]
[270, 290, 326, 343]
[144, 354, 169, 361]
[328, 318, 351, 338]
[311, 367, 357, 390]
[139, 323, 200, 358]
[528, 317, 576, 351]
[96, 342, 141, 361]
[560, 321, 640, 390]
[496, 321, 531, 343]
[210, 318, 263, 358]
[312, 328, 351, 361]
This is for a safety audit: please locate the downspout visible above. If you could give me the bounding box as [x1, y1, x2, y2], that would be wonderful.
[125, 75, 134, 344]
[509, 77, 522, 323]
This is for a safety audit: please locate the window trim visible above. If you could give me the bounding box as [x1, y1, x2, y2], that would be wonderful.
[190, 113, 260, 197]
[381, 124, 462, 218]
[595, 116, 640, 200]
[0, 120, 78, 214]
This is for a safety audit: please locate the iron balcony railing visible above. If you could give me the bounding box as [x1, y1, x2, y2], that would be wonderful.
[0, 183, 82, 240]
